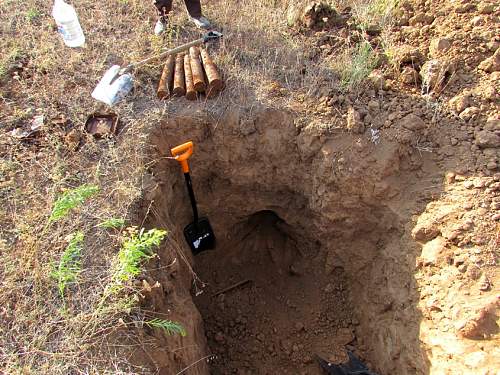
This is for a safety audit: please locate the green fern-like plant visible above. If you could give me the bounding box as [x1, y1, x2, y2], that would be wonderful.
[49, 184, 99, 224]
[51, 231, 84, 298]
[145, 318, 187, 336]
[110, 228, 168, 291]
[98, 218, 125, 229]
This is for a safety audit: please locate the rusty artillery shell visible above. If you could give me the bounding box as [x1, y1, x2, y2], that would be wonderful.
[157, 55, 175, 99]
[172, 54, 186, 97]
[189, 46, 206, 92]
[200, 47, 223, 98]
[184, 54, 197, 101]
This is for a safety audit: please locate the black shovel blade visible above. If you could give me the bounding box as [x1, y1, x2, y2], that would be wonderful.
[183, 217, 215, 254]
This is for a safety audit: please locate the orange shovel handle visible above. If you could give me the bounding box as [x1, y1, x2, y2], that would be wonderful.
[171, 141, 193, 173]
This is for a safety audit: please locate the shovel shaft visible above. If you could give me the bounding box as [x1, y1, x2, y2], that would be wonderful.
[184, 173, 199, 223]
[121, 37, 205, 75]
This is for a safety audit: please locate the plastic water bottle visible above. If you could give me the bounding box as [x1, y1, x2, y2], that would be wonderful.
[52, 0, 85, 47]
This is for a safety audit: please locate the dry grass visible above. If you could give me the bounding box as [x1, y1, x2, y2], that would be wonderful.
[0, 0, 397, 373]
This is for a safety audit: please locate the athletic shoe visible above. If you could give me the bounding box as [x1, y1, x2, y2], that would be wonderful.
[154, 16, 168, 35]
[190, 15, 211, 29]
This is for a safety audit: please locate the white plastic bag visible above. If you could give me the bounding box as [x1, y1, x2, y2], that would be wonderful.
[91, 65, 134, 106]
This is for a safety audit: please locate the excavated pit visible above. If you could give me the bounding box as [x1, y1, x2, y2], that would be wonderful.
[142, 106, 434, 375]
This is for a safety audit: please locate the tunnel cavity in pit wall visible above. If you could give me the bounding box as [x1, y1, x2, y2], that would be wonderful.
[147, 108, 430, 375]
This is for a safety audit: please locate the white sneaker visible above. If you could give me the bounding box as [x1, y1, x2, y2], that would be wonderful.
[190, 16, 211, 29]
[154, 18, 168, 35]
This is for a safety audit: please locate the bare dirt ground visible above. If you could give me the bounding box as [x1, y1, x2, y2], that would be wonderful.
[1, 0, 499, 374]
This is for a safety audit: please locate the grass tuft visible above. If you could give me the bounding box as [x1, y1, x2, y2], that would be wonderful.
[145, 318, 187, 336]
[353, 0, 399, 29]
[48, 184, 99, 224]
[338, 41, 378, 91]
[26, 8, 41, 22]
[51, 231, 84, 298]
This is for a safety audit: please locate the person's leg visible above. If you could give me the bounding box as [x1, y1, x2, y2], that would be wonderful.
[153, 0, 173, 34]
[153, 0, 173, 17]
[183, 0, 202, 18]
[184, 0, 211, 28]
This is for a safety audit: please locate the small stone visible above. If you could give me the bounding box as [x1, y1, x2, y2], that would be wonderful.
[454, 254, 467, 265]
[471, 15, 485, 27]
[463, 201, 474, 210]
[475, 130, 500, 148]
[368, 99, 380, 112]
[459, 106, 480, 121]
[473, 179, 486, 188]
[484, 118, 500, 131]
[346, 107, 365, 134]
[487, 161, 498, 170]
[420, 59, 456, 93]
[412, 220, 440, 242]
[429, 38, 452, 57]
[398, 113, 426, 131]
[420, 237, 446, 266]
[449, 94, 472, 113]
[445, 172, 456, 184]
[409, 12, 434, 26]
[478, 274, 491, 291]
[394, 45, 425, 67]
[492, 213, 500, 221]
[464, 180, 474, 189]
[400, 66, 420, 85]
[483, 86, 497, 101]
[368, 70, 386, 90]
[467, 264, 482, 280]
[458, 264, 468, 273]
[478, 48, 500, 72]
[366, 23, 382, 35]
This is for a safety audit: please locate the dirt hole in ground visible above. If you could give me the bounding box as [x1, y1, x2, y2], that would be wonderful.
[195, 209, 355, 374]
[146, 107, 430, 375]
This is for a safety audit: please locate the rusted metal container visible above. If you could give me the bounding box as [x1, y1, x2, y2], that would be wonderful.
[157, 54, 175, 99]
[172, 54, 186, 97]
[189, 46, 206, 92]
[200, 47, 223, 98]
[184, 54, 197, 101]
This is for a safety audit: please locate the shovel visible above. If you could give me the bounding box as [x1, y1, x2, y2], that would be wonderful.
[171, 141, 215, 254]
[92, 31, 223, 106]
